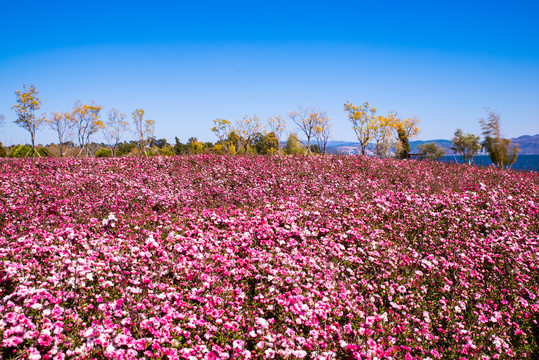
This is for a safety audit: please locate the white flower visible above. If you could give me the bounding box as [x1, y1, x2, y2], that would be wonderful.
[265, 348, 275, 358]
[256, 317, 269, 329]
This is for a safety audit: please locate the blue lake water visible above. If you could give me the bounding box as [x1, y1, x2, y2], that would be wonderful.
[440, 155, 539, 172]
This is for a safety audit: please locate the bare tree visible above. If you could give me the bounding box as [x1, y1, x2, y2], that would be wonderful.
[47, 111, 76, 157]
[314, 113, 331, 154]
[103, 109, 129, 156]
[12, 84, 45, 157]
[288, 106, 325, 154]
[132, 109, 155, 156]
[235, 114, 262, 153]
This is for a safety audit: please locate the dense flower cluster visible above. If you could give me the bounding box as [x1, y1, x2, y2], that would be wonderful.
[1, 156, 538, 359]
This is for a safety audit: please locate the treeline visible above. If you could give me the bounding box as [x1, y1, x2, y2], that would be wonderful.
[0, 84, 519, 168]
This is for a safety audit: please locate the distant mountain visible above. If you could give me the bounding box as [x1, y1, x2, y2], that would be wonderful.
[326, 134, 539, 155]
[511, 134, 539, 155]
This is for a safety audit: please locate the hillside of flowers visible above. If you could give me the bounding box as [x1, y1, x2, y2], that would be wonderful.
[1, 155, 538, 359]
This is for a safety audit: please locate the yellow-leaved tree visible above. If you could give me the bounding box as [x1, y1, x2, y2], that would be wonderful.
[343, 101, 377, 156]
[392, 114, 421, 159]
[12, 84, 45, 157]
[211, 118, 233, 154]
[371, 114, 398, 158]
[72, 100, 104, 157]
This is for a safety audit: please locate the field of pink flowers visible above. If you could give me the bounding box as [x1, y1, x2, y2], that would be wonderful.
[1, 155, 538, 360]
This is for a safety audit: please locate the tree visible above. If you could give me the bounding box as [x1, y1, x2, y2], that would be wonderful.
[103, 109, 129, 156]
[344, 101, 377, 156]
[253, 132, 279, 155]
[47, 111, 76, 157]
[0, 114, 6, 157]
[117, 141, 138, 156]
[12, 84, 45, 157]
[236, 115, 262, 153]
[187, 137, 204, 154]
[267, 115, 286, 151]
[419, 142, 445, 161]
[479, 109, 518, 169]
[313, 113, 331, 154]
[393, 115, 421, 159]
[372, 114, 397, 158]
[132, 109, 155, 156]
[284, 133, 305, 154]
[72, 100, 104, 156]
[149, 138, 169, 149]
[174, 137, 189, 155]
[212, 118, 233, 153]
[394, 128, 411, 159]
[288, 106, 326, 154]
[450, 129, 482, 165]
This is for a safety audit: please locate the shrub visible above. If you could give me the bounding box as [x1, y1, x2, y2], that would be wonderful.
[95, 148, 112, 157]
[157, 146, 175, 156]
[116, 142, 138, 156]
[8, 144, 52, 157]
[418, 142, 445, 161]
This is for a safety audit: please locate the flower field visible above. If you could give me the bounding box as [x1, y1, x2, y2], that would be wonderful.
[1, 156, 538, 359]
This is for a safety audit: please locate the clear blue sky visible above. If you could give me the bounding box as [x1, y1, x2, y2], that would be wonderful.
[1, 0, 538, 146]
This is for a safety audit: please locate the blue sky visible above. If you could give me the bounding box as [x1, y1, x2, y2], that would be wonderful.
[1, 0, 538, 146]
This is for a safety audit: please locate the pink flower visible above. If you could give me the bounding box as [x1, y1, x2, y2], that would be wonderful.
[38, 333, 52, 347]
[2, 336, 24, 347]
[134, 339, 147, 351]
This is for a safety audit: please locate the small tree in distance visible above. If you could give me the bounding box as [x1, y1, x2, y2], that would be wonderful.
[132, 109, 155, 156]
[419, 142, 445, 161]
[479, 109, 518, 169]
[235, 115, 262, 153]
[450, 129, 481, 165]
[394, 128, 411, 159]
[72, 100, 104, 157]
[12, 84, 44, 157]
[47, 111, 76, 157]
[284, 133, 304, 154]
[289, 106, 326, 154]
[394, 115, 421, 159]
[212, 118, 233, 153]
[267, 115, 286, 151]
[103, 109, 129, 157]
[343, 101, 377, 156]
[372, 114, 396, 158]
[314, 115, 331, 154]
